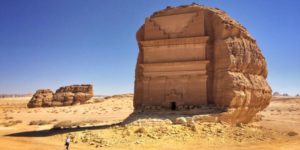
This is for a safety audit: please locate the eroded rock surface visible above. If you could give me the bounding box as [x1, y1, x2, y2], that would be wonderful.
[28, 84, 93, 108]
[52, 84, 93, 107]
[133, 3, 272, 123]
[27, 89, 54, 108]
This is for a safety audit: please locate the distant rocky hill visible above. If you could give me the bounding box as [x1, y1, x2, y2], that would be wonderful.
[0, 94, 33, 98]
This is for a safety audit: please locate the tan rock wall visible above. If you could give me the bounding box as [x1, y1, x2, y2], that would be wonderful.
[134, 4, 272, 123]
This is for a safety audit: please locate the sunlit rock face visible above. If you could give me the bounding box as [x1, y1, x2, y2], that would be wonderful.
[133, 3, 272, 123]
[52, 84, 94, 107]
[27, 89, 54, 108]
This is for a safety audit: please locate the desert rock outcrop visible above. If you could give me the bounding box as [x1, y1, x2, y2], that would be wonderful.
[27, 89, 54, 108]
[133, 3, 272, 123]
[27, 84, 93, 108]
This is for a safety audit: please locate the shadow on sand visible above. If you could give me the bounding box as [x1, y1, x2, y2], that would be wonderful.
[6, 107, 223, 137]
[5, 123, 122, 137]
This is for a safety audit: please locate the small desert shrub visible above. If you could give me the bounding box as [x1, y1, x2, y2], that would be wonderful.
[4, 116, 13, 120]
[74, 120, 101, 127]
[51, 119, 104, 130]
[1, 120, 22, 127]
[86, 120, 100, 125]
[52, 120, 73, 129]
[122, 130, 131, 137]
[15, 120, 22, 124]
[104, 96, 112, 100]
[52, 120, 86, 129]
[287, 131, 298, 136]
[73, 122, 85, 127]
[93, 98, 104, 103]
[135, 127, 147, 134]
[51, 110, 59, 114]
[29, 120, 51, 126]
[190, 124, 198, 132]
[251, 114, 263, 122]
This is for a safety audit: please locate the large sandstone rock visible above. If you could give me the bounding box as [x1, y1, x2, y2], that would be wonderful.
[54, 84, 93, 106]
[27, 84, 93, 108]
[133, 3, 272, 124]
[27, 89, 54, 108]
[55, 84, 93, 95]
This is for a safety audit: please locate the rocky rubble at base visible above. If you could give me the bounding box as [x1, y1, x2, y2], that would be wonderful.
[27, 84, 93, 108]
[61, 121, 286, 148]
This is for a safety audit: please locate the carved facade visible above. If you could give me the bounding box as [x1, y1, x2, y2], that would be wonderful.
[134, 4, 272, 123]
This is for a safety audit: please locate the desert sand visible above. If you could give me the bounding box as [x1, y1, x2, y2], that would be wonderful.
[0, 95, 299, 150]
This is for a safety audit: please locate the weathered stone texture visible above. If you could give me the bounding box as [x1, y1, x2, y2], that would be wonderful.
[27, 89, 54, 108]
[55, 84, 94, 95]
[133, 4, 272, 123]
[27, 84, 93, 108]
[53, 84, 93, 106]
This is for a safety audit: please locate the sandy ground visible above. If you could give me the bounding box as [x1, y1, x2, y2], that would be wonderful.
[0, 95, 299, 150]
[259, 96, 300, 134]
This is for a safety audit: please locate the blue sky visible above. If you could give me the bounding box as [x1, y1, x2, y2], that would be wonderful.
[0, 0, 299, 95]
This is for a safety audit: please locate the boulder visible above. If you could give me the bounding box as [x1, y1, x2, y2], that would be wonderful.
[54, 85, 93, 105]
[27, 89, 54, 108]
[175, 117, 187, 125]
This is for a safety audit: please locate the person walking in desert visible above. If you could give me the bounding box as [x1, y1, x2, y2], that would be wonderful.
[65, 135, 71, 150]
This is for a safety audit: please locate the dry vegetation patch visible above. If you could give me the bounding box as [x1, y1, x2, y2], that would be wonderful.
[29, 120, 56, 126]
[0, 120, 22, 127]
[52, 120, 104, 129]
[287, 131, 298, 137]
